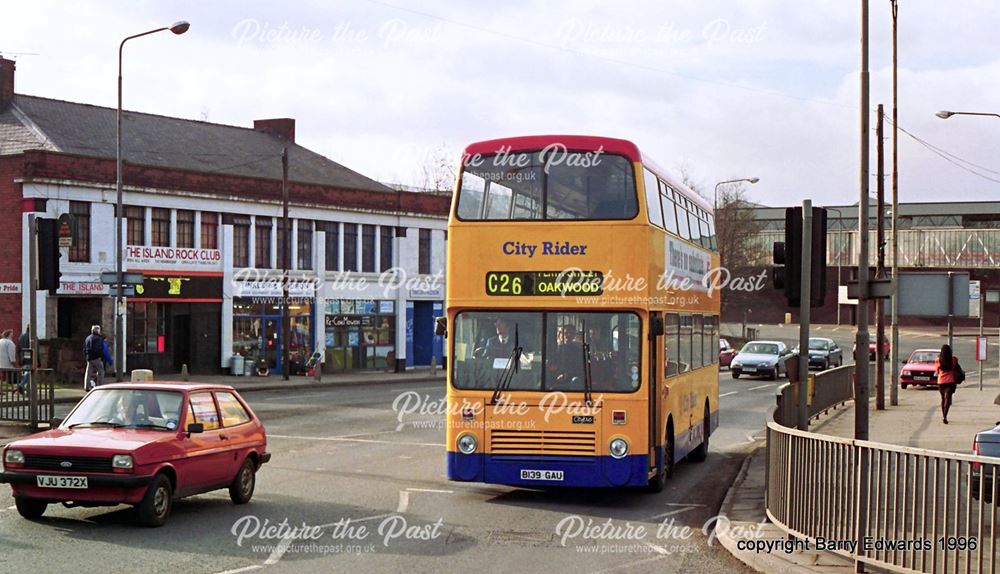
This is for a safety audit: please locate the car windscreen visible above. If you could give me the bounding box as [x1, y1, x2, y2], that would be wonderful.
[64, 388, 184, 430]
[741, 343, 778, 355]
[808, 340, 830, 350]
[910, 352, 939, 364]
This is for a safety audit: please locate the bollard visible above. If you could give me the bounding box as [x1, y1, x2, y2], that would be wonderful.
[181, 363, 189, 382]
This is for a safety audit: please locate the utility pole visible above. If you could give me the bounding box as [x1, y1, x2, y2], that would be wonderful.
[798, 200, 812, 431]
[855, 4, 871, 573]
[876, 104, 886, 411]
[856, 0, 871, 443]
[281, 146, 290, 381]
[889, 0, 900, 406]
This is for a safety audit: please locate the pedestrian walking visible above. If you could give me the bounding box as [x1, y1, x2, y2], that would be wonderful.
[84, 325, 105, 390]
[16, 325, 30, 395]
[0, 329, 17, 392]
[101, 333, 113, 377]
[935, 343, 960, 424]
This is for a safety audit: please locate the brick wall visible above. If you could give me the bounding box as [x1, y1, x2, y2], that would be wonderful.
[20, 150, 451, 216]
[0, 154, 22, 331]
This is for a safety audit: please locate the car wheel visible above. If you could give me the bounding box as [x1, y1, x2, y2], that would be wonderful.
[137, 474, 173, 527]
[229, 458, 257, 505]
[732, 371, 740, 379]
[901, 383, 908, 389]
[14, 497, 47, 520]
[770, 368, 778, 381]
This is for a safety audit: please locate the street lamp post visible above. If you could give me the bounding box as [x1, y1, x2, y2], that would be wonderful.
[713, 177, 760, 211]
[936, 110, 1000, 120]
[115, 21, 189, 382]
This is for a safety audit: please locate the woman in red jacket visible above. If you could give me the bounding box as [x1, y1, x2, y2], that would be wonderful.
[935, 344, 958, 424]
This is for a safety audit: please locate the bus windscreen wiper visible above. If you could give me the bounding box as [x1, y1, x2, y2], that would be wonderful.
[490, 324, 522, 405]
[581, 322, 593, 406]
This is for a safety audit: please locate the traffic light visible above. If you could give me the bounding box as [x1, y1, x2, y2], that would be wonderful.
[771, 207, 827, 307]
[36, 218, 62, 294]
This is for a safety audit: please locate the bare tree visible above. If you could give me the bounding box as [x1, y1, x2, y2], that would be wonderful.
[715, 183, 767, 319]
[419, 144, 458, 193]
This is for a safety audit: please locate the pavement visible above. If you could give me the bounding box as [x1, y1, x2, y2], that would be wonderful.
[715, 362, 1000, 573]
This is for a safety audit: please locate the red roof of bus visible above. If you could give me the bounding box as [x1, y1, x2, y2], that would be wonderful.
[463, 135, 642, 163]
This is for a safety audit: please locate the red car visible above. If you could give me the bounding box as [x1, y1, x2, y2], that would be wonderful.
[719, 338, 737, 368]
[0, 383, 269, 526]
[852, 333, 890, 361]
[899, 349, 940, 389]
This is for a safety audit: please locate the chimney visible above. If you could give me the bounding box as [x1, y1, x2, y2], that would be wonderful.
[0, 57, 15, 110]
[253, 118, 295, 143]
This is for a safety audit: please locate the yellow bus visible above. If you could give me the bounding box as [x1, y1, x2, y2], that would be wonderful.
[444, 135, 719, 490]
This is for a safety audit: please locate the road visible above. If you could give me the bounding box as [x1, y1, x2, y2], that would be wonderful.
[0, 376, 778, 574]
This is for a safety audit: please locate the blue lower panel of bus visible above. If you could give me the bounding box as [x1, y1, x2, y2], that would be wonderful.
[447, 452, 651, 487]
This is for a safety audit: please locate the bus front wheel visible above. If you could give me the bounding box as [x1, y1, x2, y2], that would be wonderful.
[647, 425, 674, 493]
[688, 404, 711, 463]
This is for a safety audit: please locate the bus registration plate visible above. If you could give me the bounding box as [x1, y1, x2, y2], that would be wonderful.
[520, 469, 564, 481]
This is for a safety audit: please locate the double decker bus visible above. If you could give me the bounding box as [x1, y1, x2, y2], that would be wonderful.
[444, 135, 719, 490]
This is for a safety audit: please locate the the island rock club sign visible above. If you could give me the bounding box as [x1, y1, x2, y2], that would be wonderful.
[126, 245, 223, 271]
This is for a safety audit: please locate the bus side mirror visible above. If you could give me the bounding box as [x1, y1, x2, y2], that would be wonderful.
[435, 316, 447, 337]
[649, 317, 664, 338]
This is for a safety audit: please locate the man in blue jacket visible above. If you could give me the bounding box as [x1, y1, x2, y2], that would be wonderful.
[84, 325, 104, 390]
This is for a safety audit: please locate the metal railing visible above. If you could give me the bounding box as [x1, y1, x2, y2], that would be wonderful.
[0, 368, 55, 429]
[773, 363, 856, 429]
[767, 422, 999, 573]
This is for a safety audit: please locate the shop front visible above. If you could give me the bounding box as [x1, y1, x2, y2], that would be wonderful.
[323, 299, 396, 372]
[232, 298, 314, 375]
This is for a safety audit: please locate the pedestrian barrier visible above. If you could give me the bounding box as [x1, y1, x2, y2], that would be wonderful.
[766, 365, 1000, 573]
[0, 367, 55, 429]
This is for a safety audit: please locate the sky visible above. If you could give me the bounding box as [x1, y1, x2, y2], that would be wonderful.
[4, 0, 1000, 207]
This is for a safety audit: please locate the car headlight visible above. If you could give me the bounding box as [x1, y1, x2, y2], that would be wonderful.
[112, 454, 134, 470]
[902, 370, 910, 377]
[4, 449, 24, 465]
[609, 438, 629, 459]
[457, 433, 478, 455]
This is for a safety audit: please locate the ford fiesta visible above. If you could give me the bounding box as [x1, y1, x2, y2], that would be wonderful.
[0, 383, 269, 527]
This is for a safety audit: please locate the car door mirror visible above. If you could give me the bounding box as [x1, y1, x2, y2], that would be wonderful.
[186, 422, 204, 436]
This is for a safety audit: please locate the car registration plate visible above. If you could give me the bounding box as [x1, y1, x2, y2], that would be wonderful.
[520, 469, 564, 481]
[743, 366, 757, 373]
[914, 376, 930, 381]
[37, 475, 88, 489]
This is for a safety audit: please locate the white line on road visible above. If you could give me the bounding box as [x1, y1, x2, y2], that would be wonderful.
[406, 488, 454, 493]
[268, 434, 443, 447]
[641, 541, 672, 555]
[214, 566, 262, 574]
[719, 391, 738, 398]
[397, 490, 410, 513]
[747, 384, 775, 391]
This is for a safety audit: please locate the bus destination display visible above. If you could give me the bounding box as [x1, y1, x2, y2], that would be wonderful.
[485, 270, 604, 296]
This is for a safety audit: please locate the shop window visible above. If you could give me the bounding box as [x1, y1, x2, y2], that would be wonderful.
[255, 217, 272, 269]
[152, 208, 170, 247]
[343, 223, 358, 272]
[69, 201, 90, 262]
[126, 206, 145, 246]
[324, 299, 396, 371]
[201, 212, 218, 250]
[362, 224, 376, 273]
[127, 302, 166, 354]
[176, 210, 195, 248]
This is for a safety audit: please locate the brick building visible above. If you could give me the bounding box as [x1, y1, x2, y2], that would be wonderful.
[0, 57, 449, 379]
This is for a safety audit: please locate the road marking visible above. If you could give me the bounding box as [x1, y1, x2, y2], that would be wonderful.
[406, 488, 454, 493]
[642, 541, 672, 555]
[268, 434, 443, 447]
[214, 566, 262, 574]
[648, 503, 706, 521]
[397, 490, 410, 513]
[747, 384, 775, 391]
[719, 391, 738, 398]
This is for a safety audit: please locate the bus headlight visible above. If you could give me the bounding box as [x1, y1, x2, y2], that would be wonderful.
[609, 438, 629, 459]
[457, 433, 478, 455]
